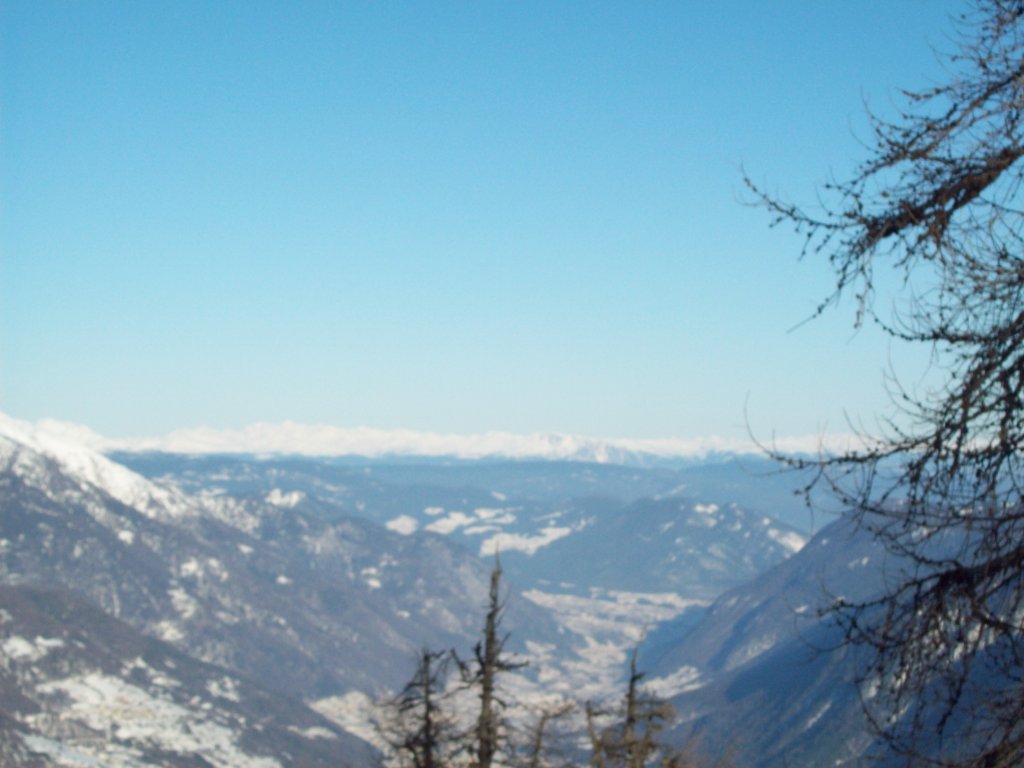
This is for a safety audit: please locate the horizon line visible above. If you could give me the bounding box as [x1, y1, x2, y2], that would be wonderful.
[5, 413, 865, 463]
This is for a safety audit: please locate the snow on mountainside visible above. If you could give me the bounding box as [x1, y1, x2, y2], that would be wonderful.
[0, 584, 372, 768]
[112, 451, 813, 597]
[0, 413, 195, 523]
[0, 412, 851, 766]
[107, 442, 816, 716]
[0, 415, 575, 746]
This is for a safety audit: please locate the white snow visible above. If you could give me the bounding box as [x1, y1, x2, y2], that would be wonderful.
[803, 700, 832, 731]
[288, 725, 337, 740]
[726, 633, 779, 670]
[424, 511, 475, 535]
[153, 621, 185, 643]
[312, 691, 380, 748]
[642, 665, 703, 698]
[179, 557, 228, 582]
[361, 567, 382, 589]
[385, 515, 419, 535]
[767, 528, 807, 553]
[0, 413, 195, 523]
[29, 671, 281, 768]
[265, 489, 305, 508]
[522, 589, 705, 701]
[168, 587, 198, 620]
[1, 635, 64, 662]
[479, 526, 573, 557]
[206, 677, 241, 703]
[463, 524, 500, 535]
[473, 507, 512, 521]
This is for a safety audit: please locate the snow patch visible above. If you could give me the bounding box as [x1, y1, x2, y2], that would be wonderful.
[30, 671, 281, 768]
[168, 587, 198, 620]
[265, 488, 305, 508]
[361, 567, 382, 590]
[479, 527, 573, 557]
[803, 700, 832, 731]
[153, 621, 184, 643]
[767, 528, 807, 553]
[726, 634, 779, 670]
[312, 691, 381, 748]
[642, 665, 703, 698]
[385, 515, 418, 535]
[288, 725, 338, 740]
[206, 677, 241, 703]
[425, 511, 474, 535]
[474, 507, 511, 521]
[1, 635, 64, 662]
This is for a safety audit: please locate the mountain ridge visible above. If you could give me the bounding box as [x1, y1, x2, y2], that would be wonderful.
[11, 413, 859, 465]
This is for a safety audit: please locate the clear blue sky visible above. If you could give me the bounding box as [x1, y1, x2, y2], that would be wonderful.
[1, 1, 963, 441]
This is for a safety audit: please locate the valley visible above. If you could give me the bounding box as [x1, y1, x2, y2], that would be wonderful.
[0, 412, 887, 768]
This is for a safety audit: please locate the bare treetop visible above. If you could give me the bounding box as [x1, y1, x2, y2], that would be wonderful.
[750, 1, 1024, 766]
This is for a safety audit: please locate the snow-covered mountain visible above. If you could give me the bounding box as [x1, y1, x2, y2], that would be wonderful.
[1, 412, 858, 766]
[107, 443, 819, 717]
[0, 414, 579, 765]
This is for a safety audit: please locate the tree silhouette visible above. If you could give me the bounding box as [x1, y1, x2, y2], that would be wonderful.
[585, 649, 715, 768]
[455, 555, 526, 768]
[749, 2, 1024, 765]
[379, 648, 459, 768]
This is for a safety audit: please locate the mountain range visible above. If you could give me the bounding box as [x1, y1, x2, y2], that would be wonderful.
[38, 417, 859, 465]
[0, 412, 889, 767]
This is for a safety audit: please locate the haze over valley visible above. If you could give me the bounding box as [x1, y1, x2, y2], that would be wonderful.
[5, 2, 1017, 766]
[0, 411, 888, 767]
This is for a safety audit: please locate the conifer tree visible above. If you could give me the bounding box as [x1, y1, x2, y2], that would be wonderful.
[456, 555, 526, 768]
[585, 650, 674, 768]
[380, 648, 457, 768]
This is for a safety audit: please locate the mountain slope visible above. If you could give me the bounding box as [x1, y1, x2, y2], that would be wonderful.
[0, 417, 568, 700]
[518, 495, 806, 598]
[112, 452, 812, 597]
[642, 517, 890, 767]
[0, 583, 375, 768]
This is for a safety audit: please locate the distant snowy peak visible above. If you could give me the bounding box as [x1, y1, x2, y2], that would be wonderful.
[92, 420, 860, 463]
[0, 412, 194, 521]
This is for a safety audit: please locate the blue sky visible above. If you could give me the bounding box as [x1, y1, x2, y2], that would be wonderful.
[1, 1, 962, 441]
